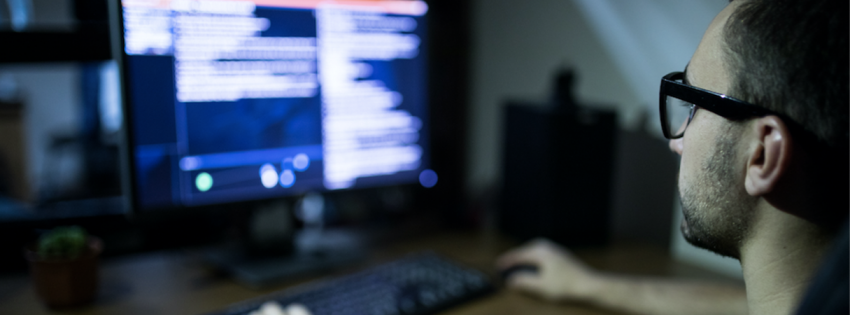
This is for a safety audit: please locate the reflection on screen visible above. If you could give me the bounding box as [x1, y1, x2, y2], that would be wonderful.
[121, 0, 429, 209]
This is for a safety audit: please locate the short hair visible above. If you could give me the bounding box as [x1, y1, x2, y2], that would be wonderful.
[723, 0, 848, 149]
[723, 0, 848, 226]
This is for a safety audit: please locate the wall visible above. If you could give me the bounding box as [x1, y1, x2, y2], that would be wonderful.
[469, 0, 741, 276]
[469, 0, 637, 197]
[0, 63, 82, 201]
[468, 0, 728, 195]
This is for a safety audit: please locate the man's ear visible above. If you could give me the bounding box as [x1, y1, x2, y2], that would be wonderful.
[744, 116, 792, 196]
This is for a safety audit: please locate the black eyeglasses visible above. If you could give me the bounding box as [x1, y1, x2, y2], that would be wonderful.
[659, 71, 779, 139]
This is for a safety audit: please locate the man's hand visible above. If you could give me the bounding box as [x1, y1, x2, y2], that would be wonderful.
[496, 238, 748, 315]
[496, 238, 601, 302]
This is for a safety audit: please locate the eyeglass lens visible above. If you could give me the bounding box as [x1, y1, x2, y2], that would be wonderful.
[665, 90, 694, 138]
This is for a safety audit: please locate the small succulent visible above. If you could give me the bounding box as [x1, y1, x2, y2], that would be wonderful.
[37, 226, 88, 260]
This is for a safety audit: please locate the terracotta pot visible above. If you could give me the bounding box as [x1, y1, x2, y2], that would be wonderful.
[24, 237, 102, 309]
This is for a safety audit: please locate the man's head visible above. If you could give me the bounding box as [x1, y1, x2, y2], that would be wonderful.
[667, 0, 848, 258]
[724, 0, 849, 149]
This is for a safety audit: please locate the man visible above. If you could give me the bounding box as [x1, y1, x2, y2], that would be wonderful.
[497, 0, 848, 314]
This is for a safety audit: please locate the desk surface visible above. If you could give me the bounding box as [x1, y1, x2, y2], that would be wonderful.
[0, 229, 738, 315]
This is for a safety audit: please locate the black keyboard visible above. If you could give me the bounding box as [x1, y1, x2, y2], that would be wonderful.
[206, 252, 495, 315]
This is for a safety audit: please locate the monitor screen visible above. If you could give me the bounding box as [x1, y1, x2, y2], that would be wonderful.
[117, 0, 430, 210]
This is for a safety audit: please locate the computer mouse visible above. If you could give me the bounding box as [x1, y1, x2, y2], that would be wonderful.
[499, 264, 539, 282]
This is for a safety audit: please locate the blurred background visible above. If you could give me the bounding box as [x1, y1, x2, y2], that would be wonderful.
[0, 0, 741, 296]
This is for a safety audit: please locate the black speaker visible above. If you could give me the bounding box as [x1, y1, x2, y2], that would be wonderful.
[500, 104, 617, 247]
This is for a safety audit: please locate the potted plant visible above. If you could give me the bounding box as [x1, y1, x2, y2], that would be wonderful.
[24, 226, 102, 308]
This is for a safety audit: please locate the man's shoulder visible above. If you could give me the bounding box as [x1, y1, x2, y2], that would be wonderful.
[795, 222, 849, 315]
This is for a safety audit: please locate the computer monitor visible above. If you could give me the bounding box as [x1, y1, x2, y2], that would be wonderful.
[112, 0, 432, 213]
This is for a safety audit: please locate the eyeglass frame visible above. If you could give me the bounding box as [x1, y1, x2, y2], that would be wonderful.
[659, 71, 782, 139]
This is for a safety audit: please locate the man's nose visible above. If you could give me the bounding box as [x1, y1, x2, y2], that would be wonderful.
[669, 137, 683, 155]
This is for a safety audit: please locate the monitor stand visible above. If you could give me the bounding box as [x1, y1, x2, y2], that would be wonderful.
[203, 198, 366, 289]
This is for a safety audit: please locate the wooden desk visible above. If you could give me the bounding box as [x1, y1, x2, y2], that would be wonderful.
[0, 229, 740, 315]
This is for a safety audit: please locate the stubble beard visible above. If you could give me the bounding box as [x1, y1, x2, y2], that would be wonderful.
[678, 128, 756, 259]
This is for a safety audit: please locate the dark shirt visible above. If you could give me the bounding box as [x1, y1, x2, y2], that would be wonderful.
[795, 222, 849, 315]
